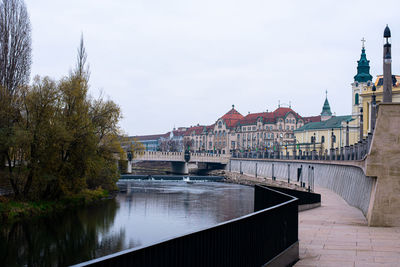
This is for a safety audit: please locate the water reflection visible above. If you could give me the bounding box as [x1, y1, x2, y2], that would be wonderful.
[0, 181, 254, 266]
[0, 200, 124, 267]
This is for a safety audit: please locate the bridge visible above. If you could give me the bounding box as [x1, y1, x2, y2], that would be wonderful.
[132, 103, 400, 227]
[132, 151, 230, 174]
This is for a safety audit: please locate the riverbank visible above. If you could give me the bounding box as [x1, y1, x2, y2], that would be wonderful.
[0, 188, 112, 223]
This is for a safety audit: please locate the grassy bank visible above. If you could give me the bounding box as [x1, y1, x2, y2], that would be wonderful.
[0, 188, 111, 223]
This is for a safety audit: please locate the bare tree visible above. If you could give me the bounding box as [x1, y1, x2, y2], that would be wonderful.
[0, 0, 31, 189]
[0, 0, 31, 96]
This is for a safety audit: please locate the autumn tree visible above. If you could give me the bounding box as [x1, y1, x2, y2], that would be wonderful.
[0, 0, 31, 196]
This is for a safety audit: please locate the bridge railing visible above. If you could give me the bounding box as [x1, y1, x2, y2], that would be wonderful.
[134, 151, 184, 161]
[190, 152, 230, 164]
[72, 185, 299, 267]
[232, 133, 373, 162]
[133, 151, 230, 164]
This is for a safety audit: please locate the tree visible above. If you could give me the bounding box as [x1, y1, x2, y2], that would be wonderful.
[0, 0, 31, 195]
[0, 0, 31, 95]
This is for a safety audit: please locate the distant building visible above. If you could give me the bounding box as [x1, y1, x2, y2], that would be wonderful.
[294, 92, 358, 156]
[183, 105, 305, 155]
[133, 133, 168, 151]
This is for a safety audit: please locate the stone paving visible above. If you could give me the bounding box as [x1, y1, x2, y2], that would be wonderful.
[295, 187, 400, 267]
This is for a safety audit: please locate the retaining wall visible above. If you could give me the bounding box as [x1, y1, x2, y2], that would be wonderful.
[230, 159, 376, 216]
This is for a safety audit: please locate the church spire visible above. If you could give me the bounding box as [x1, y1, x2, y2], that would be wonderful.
[354, 38, 373, 83]
[321, 91, 332, 121]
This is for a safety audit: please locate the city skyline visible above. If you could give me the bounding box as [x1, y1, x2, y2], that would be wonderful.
[26, 0, 400, 135]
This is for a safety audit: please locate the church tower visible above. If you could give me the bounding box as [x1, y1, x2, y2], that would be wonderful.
[351, 38, 373, 129]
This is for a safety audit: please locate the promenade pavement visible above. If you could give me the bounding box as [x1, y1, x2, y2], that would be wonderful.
[295, 187, 400, 267]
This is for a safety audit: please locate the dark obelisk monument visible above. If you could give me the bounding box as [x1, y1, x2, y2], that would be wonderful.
[383, 25, 392, 103]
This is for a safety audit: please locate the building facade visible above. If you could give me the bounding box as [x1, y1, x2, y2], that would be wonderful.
[295, 95, 357, 155]
[183, 105, 305, 155]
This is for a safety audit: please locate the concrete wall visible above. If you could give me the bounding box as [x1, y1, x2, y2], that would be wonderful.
[365, 103, 400, 226]
[230, 159, 375, 216]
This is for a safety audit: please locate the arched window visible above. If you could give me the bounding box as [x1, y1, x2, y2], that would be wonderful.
[355, 93, 359, 105]
[321, 136, 325, 143]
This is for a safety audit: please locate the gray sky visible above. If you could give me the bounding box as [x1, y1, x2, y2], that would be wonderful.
[26, 0, 400, 135]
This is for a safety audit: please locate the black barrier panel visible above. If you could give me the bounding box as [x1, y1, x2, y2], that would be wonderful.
[73, 185, 298, 267]
[263, 185, 321, 206]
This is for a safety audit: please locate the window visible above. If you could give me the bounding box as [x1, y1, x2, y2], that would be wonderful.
[252, 126, 256, 131]
[279, 125, 282, 130]
[355, 93, 359, 105]
[321, 136, 325, 143]
[286, 126, 289, 130]
[291, 126, 294, 130]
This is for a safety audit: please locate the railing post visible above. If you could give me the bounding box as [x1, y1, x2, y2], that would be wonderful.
[329, 148, 334, 161]
[255, 163, 258, 178]
[362, 139, 367, 158]
[357, 141, 362, 160]
[272, 163, 275, 180]
[311, 166, 315, 192]
[240, 161, 242, 174]
[311, 150, 316, 160]
[300, 165, 304, 187]
[287, 164, 290, 184]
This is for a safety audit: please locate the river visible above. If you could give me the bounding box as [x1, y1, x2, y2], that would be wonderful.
[0, 178, 254, 266]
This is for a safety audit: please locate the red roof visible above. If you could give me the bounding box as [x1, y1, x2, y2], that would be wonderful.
[220, 108, 244, 128]
[303, 115, 321, 123]
[184, 126, 205, 136]
[238, 112, 268, 125]
[237, 107, 302, 126]
[171, 130, 186, 137]
[206, 124, 215, 132]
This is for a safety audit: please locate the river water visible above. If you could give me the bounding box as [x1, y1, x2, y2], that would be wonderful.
[0, 179, 254, 266]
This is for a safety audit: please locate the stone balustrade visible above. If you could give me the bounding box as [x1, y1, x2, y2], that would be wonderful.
[133, 151, 230, 164]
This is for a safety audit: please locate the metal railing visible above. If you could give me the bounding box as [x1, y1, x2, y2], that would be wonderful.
[73, 185, 299, 267]
[232, 132, 373, 162]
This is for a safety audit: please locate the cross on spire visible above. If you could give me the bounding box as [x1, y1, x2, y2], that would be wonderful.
[361, 37, 366, 48]
[325, 90, 328, 98]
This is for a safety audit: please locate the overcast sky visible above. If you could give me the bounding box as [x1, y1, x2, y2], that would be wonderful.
[26, 0, 400, 135]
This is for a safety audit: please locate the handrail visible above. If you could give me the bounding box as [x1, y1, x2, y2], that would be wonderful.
[72, 185, 299, 267]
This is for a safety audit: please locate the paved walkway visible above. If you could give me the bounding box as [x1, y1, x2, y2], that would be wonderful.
[295, 187, 400, 267]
